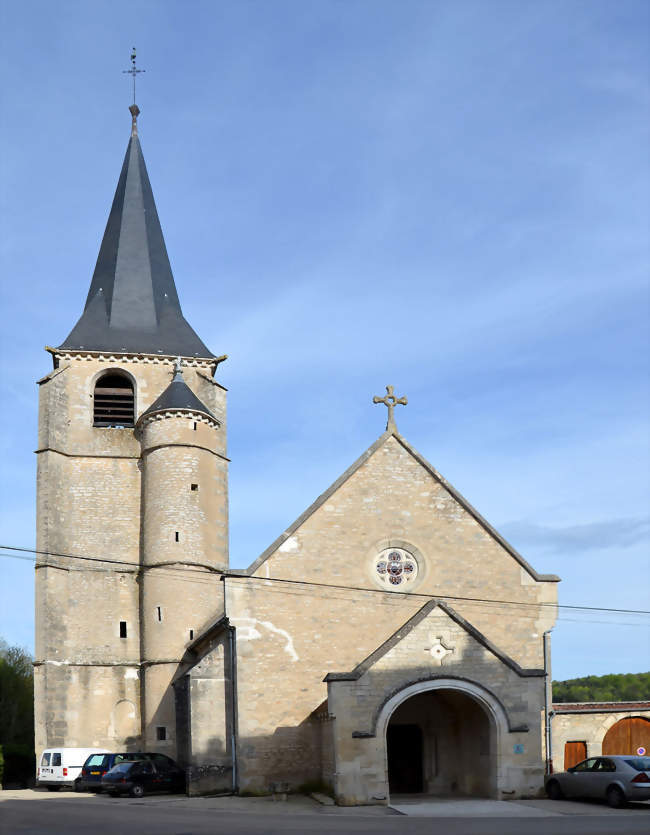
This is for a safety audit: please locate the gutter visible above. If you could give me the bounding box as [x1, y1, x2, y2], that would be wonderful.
[543, 629, 554, 773]
[228, 624, 238, 793]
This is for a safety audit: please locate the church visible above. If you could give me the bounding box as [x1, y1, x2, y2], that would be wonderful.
[34, 102, 562, 803]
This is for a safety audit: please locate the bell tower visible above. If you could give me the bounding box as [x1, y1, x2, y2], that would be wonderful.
[34, 102, 227, 757]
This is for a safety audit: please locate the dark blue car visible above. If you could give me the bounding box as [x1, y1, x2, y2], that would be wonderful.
[75, 752, 181, 793]
[101, 759, 186, 797]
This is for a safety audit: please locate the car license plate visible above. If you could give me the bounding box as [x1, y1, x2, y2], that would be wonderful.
[91, 771, 101, 775]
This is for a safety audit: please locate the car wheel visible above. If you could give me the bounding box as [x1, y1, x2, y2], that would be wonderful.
[606, 785, 626, 809]
[129, 784, 145, 798]
[546, 780, 563, 800]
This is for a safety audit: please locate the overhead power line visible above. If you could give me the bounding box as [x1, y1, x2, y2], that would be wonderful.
[2, 543, 649, 620]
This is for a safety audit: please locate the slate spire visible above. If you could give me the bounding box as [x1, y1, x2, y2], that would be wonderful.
[59, 106, 214, 359]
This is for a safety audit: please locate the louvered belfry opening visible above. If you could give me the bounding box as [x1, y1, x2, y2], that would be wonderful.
[93, 373, 135, 427]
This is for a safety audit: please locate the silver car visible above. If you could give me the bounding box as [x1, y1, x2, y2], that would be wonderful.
[545, 755, 650, 807]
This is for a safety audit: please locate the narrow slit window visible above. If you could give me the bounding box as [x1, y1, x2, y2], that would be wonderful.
[190, 483, 198, 492]
[175, 531, 180, 542]
[119, 621, 127, 639]
[156, 727, 167, 741]
[156, 606, 162, 622]
[189, 629, 194, 640]
[193, 422, 197, 430]
[93, 373, 134, 427]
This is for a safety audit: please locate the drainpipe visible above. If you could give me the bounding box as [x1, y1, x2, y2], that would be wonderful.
[543, 629, 554, 774]
[228, 624, 238, 793]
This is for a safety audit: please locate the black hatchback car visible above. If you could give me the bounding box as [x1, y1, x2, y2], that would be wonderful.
[101, 758, 185, 797]
[76, 753, 181, 793]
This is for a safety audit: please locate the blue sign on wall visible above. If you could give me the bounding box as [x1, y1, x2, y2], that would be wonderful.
[513, 744, 524, 754]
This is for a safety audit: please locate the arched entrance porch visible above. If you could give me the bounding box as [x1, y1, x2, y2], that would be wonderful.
[378, 679, 506, 800]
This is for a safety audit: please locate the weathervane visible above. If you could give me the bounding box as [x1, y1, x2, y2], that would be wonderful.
[123, 47, 145, 105]
[373, 385, 408, 431]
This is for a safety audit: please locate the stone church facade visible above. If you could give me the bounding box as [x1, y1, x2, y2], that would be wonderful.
[35, 105, 560, 803]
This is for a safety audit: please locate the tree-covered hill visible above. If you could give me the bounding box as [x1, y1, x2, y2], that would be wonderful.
[553, 672, 650, 703]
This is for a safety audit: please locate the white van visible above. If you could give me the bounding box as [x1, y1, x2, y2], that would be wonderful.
[37, 748, 110, 790]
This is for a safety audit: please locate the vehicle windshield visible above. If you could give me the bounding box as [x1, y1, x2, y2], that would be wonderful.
[624, 757, 650, 771]
[85, 754, 108, 768]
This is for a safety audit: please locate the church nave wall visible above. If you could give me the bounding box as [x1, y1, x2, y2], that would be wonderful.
[249, 434, 557, 669]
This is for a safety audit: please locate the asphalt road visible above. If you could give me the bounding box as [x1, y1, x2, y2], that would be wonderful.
[1, 793, 649, 835]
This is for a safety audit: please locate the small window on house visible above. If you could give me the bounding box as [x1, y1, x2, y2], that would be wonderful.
[94, 373, 134, 427]
[189, 629, 194, 640]
[156, 606, 162, 622]
[175, 531, 180, 542]
[119, 621, 127, 638]
[156, 726, 167, 741]
[190, 483, 198, 492]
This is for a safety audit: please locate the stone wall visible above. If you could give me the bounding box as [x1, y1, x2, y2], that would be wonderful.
[224, 430, 556, 797]
[552, 706, 650, 769]
[327, 602, 546, 804]
[34, 352, 227, 758]
[250, 433, 557, 668]
[181, 629, 234, 794]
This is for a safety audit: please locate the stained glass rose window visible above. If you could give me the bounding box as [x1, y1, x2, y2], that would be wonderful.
[374, 547, 418, 588]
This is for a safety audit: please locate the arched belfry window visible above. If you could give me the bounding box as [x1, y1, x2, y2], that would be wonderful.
[93, 373, 135, 427]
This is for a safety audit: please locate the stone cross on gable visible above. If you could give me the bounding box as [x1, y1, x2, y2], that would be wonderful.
[373, 385, 408, 431]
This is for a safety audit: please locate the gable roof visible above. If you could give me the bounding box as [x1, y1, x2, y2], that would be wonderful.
[239, 428, 560, 582]
[59, 111, 215, 359]
[324, 598, 545, 681]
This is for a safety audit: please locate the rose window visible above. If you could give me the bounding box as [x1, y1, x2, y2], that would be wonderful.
[375, 548, 418, 588]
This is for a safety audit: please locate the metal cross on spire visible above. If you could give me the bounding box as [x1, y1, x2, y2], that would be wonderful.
[123, 47, 145, 105]
[373, 385, 408, 431]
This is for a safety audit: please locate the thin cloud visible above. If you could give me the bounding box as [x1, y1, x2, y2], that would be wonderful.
[501, 517, 650, 554]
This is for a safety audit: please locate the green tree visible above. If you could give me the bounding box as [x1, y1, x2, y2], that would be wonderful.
[553, 672, 650, 703]
[0, 639, 35, 786]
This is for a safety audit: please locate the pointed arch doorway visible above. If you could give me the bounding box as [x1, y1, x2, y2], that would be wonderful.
[383, 682, 500, 798]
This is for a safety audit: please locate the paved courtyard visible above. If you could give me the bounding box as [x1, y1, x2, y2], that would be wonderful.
[0, 790, 648, 835]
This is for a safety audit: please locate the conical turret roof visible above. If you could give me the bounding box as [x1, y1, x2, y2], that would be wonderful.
[138, 364, 218, 424]
[59, 108, 215, 358]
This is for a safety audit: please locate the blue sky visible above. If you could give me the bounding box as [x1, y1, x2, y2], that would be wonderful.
[0, 0, 648, 681]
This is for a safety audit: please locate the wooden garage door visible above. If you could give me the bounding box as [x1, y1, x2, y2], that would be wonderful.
[602, 717, 650, 755]
[564, 740, 587, 770]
